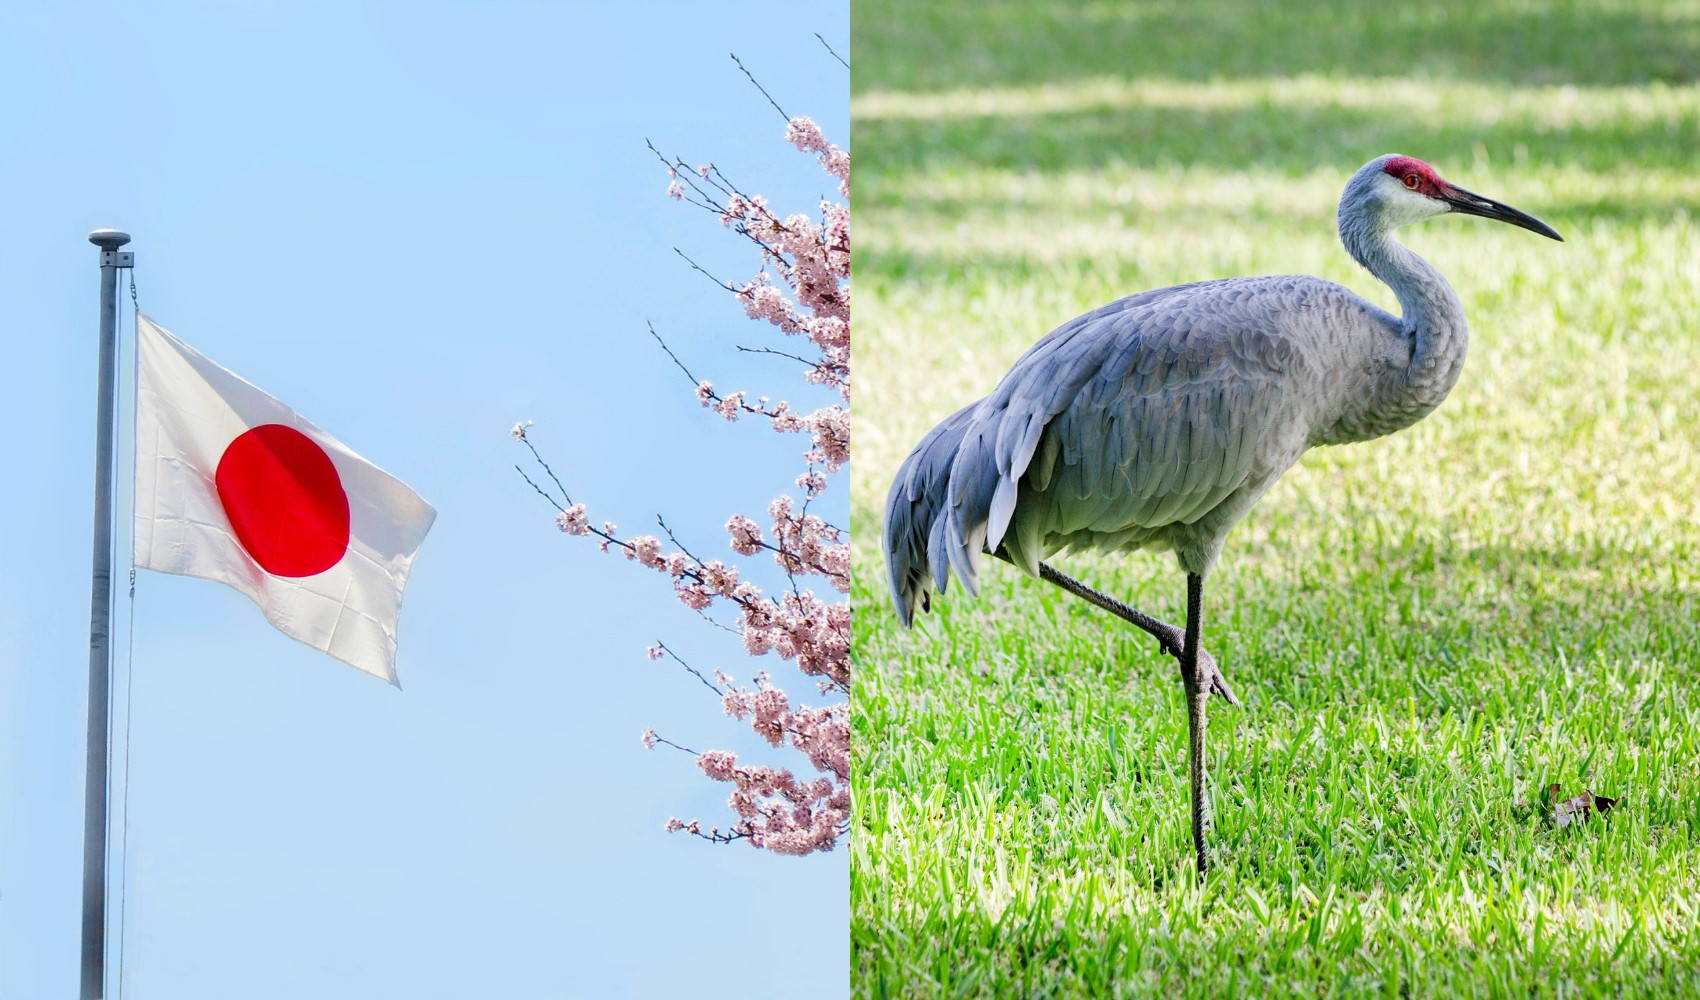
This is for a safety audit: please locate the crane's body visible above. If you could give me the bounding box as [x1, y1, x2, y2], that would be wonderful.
[883, 154, 1561, 875]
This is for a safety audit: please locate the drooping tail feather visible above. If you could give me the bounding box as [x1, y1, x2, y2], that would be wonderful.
[882, 403, 979, 626]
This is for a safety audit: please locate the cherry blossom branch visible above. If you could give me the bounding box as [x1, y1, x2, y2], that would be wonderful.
[643, 730, 699, 755]
[665, 817, 754, 846]
[513, 449, 774, 619]
[650, 144, 799, 250]
[521, 79, 849, 854]
[655, 515, 726, 589]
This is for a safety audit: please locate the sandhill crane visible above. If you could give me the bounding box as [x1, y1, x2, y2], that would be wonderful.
[883, 154, 1562, 875]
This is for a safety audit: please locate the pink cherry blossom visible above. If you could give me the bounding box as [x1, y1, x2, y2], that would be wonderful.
[625, 535, 664, 568]
[556, 504, 590, 535]
[514, 86, 850, 855]
[726, 514, 763, 555]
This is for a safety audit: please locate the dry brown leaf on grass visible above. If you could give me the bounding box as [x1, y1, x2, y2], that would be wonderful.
[1548, 783, 1621, 829]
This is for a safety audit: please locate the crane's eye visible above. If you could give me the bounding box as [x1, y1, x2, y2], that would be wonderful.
[1403, 174, 1421, 190]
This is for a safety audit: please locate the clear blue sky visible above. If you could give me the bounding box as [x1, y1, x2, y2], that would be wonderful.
[0, 4, 849, 997]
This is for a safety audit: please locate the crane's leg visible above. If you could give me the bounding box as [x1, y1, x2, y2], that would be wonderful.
[1033, 560, 1240, 706]
[1024, 559, 1222, 874]
[1181, 571, 1211, 876]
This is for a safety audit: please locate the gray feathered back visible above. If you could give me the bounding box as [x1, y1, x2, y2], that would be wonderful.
[884, 157, 1479, 624]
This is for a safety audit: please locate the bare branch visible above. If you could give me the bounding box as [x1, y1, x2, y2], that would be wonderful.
[656, 514, 712, 575]
[730, 53, 788, 121]
[814, 33, 849, 70]
[651, 735, 700, 756]
[736, 345, 817, 368]
[673, 248, 734, 292]
[652, 640, 725, 697]
[517, 434, 574, 506]
[647, 320, 704, 386]
[514, 464, 566, 513]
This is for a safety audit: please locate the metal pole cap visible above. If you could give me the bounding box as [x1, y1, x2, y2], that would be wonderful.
[88, 229, 131, 250]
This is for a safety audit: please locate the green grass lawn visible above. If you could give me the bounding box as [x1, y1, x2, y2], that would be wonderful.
[850, 2, 1700, 996]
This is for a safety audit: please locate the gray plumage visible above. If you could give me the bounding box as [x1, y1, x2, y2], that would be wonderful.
[882, 153, 1562, 875]
[886, 153, 1560, 626]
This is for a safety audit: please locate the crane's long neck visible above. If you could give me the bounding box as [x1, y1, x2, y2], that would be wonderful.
[1340, 222, 1470, 437]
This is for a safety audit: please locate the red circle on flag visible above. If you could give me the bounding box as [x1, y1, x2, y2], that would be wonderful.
[215, 424, 351, 577]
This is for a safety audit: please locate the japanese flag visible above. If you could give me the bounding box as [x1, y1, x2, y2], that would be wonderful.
[133, 314, 435, 684]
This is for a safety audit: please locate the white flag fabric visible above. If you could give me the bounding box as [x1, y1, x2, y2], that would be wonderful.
[133, 314, 435, 684]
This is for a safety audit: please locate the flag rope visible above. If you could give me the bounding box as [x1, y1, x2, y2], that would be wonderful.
[114, 279, 141, 999]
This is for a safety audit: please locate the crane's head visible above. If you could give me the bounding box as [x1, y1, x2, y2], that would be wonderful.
[1342, 154, 1564, 242]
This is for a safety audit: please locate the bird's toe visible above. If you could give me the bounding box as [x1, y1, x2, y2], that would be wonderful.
[1158, 634, 1242, 707]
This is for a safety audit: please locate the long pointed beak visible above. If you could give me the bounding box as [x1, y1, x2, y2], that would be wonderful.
[1443, 184, 1564, 241]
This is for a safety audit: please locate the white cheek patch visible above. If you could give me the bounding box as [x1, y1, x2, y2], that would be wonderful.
[1378, 174, 1449, 227]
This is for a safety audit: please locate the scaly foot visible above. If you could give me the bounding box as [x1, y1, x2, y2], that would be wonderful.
[1151, 624, 1240, 706]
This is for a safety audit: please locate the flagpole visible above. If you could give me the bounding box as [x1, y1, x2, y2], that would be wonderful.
[82, 228, 131, 1000]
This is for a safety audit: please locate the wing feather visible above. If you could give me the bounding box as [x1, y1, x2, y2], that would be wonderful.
[892, 273, 1398, 618]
